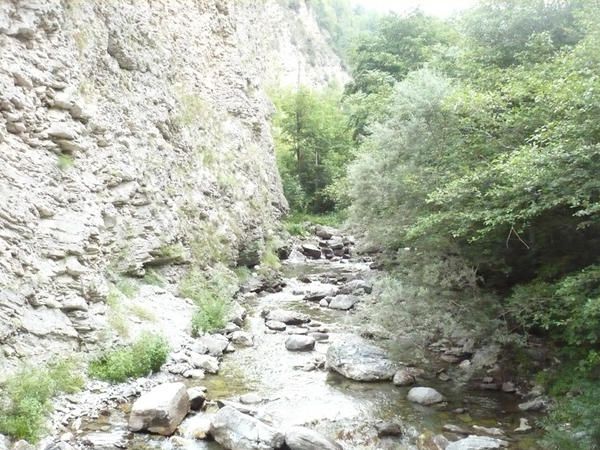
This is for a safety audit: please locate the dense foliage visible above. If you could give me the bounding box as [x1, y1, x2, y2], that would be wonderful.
[277, 0, 600, 447]
[88, 333, 168, 383]
[0, 359, 83, 442]
[273, 87, 354, 213]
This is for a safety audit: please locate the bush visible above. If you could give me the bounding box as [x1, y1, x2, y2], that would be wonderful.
[542, 381, 600, 450]
[0, 359, 83, 442]
[179, 266, 236, 336]
[191, 299, 229, 336]
[88, 333, 169, 383]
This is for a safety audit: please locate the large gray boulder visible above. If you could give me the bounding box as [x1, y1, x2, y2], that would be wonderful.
[328, 295, 358, 310]
[446, 435, 509, 449]
[285, 426, 341, 450]
[301, 244, 322, 259]
[285, 335, 316, 351]
[196, 333, 230, 356]
[407, 387, 444, 405]
[210, 406, 285, 450]
[265, 309, 310, 325]
[326, 336, 396, 381]
[129, 382, 190, 435]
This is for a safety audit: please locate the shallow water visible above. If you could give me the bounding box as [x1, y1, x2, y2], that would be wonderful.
[81, 251, 542, 449]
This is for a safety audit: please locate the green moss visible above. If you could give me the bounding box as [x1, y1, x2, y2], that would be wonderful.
[57, 154, 74, 171]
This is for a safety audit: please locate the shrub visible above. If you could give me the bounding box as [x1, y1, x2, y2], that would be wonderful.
[542, 381, 600, 450]
[191, 298, 229, 336]
[179, 266, 236, 336]
[143, 269, 165, 287]
[0, 359, 83, 442]
[88, 333, 169, 383]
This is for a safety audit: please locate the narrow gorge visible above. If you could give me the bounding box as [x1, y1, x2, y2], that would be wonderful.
[2, 1, 597, 450]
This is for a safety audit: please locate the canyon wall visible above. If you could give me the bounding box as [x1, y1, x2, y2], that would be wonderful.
[0, 0, 347, 371]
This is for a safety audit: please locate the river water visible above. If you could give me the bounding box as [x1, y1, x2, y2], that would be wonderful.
[78, 245, 542, 449]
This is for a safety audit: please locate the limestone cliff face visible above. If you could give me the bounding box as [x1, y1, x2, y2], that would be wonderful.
[0, 0, 346, 370]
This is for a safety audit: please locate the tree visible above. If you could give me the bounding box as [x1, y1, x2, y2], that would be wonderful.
[273, 87, 354, 213]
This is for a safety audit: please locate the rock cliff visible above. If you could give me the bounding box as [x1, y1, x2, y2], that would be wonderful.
[0, 0, 346, 371]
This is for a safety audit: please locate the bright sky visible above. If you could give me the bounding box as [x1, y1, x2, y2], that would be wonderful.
[353, 0, 477, 17]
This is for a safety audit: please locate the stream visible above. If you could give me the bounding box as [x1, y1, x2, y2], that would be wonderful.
[73, 232, 542, 450]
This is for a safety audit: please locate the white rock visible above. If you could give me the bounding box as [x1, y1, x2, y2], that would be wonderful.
[47, 123, 78, 140]
[326, 336, 396, 381]
[285, 426, 341, 450]
[231, 331, 253, 347]
[210, 406, 285, 450]
[189, 353, 219, 374]
[129, 382, 190, 435]
[446, 435, 509, 450]
[407, 387, 444, 405]
[285, 335, 315, 351]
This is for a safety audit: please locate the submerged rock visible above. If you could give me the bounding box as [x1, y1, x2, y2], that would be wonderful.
[326, 336, 396, 381]
[285, 426, 341, 450]
[129, 382, 190, 435]
[446, 435, 509, 449]
[210, 406, 284, 450]
[407, 387, 444, 405]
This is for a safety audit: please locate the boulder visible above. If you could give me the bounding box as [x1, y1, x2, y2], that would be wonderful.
[239, 393, 262, 405]
[265, 309, 310, 325]
[446, 435, 508, 449]
[375, 421, 404, 437]
[285, 335, 316, 351]
[197, 334, 229, 356]
[227, 302, 247, 326]
[301, 244, 322, 259]
[285, 426, 341, 450]
[187, 387, 206, 410]
[314, 226, 334, 240]
[231, 331, 254, 347]
[303, 290, 332, 302]
[392, 369, 416, 386]
[189, 353, 220, 374]
[129, 382, 190, 435]
[518, 397, 547, 412]
[338, 279, 373, 295]
[210, 406, 285, 450]
[328, 295, 358, 310]
[326, 336, 396, 381]
[265, 320, 286, 331]
[407, 387, 444, 405]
